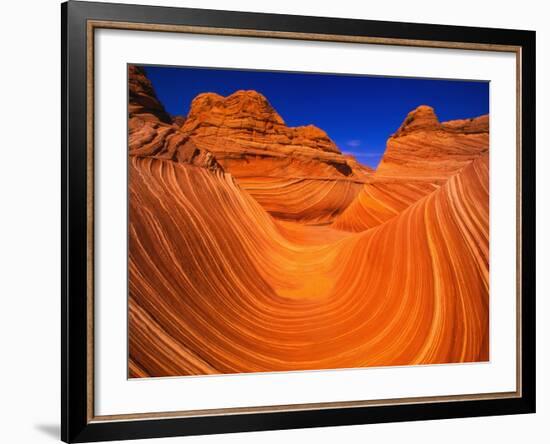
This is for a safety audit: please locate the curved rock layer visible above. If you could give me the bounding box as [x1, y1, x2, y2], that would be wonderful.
[332, 106, 489, 232]
[180, 90, 371, 223]
[236, 177, 364, 224]
[332, 180, 440, 231]
[128, 153, 489, 377]
[377, 106, 489, 180]
[128, 65, 172, 124]
[128, 66, 371, 223]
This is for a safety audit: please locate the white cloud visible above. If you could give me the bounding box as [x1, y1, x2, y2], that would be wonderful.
[345, 139, 361, 147]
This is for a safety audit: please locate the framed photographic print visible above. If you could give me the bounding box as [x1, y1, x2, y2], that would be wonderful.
[61, 1, 536, 442]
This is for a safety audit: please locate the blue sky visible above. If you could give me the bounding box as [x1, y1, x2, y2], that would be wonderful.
[142, 65, 489, 168]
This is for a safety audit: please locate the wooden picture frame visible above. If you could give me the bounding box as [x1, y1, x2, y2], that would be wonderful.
[62, 1, 536, 442]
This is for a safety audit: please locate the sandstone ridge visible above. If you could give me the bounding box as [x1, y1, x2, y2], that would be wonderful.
[332, 105, 489, 231]
[128, 65, 372, 223]
[392, 105, 489, 138]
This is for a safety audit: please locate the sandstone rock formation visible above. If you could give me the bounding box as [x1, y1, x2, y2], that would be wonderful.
[180, 90, 343, 159]
[128, 66, 371, 223]
[129, 153, 488, 377]
[332, 105, 489, 231]
[441, 114, 489, 133]
[171, 115, 187, 128]
[128, 65, 223, 171]
[378, 105, 488, 179]
[127, 69, 490, 377]
[391, 104, 441, 137]
[128, 65, 172, 123]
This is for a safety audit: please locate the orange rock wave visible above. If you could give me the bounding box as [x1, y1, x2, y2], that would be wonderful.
[128, 152, 488, 377]
[235, 177, 364, 224]
[332, 106, 489, 231]
[128, 65, 371, 224]
[127, 66, 489, 377]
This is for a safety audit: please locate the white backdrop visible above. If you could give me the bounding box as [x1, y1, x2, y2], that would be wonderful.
[0, 0, 547, 443]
